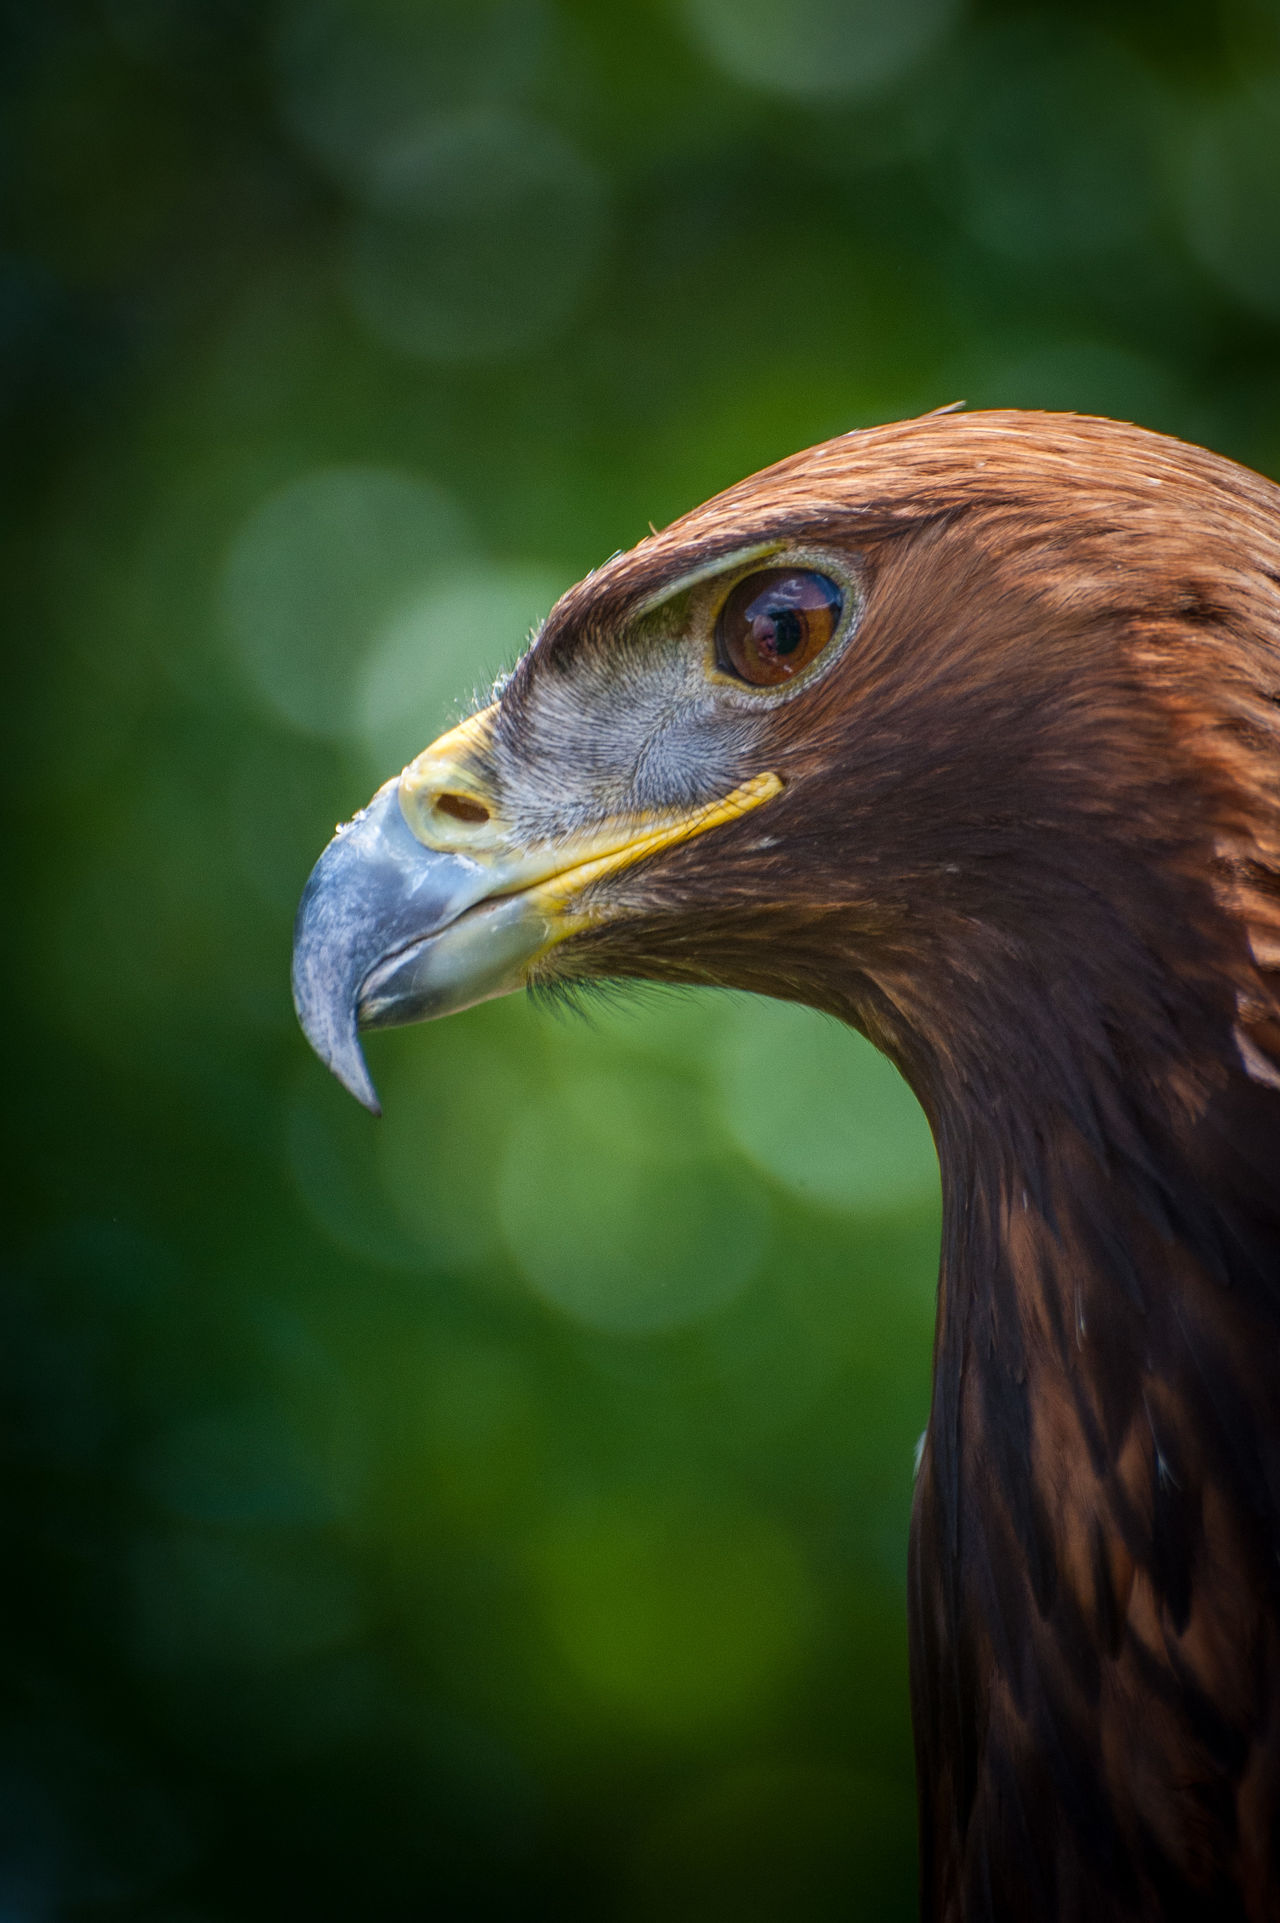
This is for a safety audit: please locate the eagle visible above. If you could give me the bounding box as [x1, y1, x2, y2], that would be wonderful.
[292, 410, 1280, 1921]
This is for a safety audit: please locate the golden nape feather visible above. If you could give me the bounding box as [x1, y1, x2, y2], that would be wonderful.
[294, 411, 1280, 1921]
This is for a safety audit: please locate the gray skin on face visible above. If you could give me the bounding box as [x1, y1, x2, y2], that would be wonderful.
[482, 548, 865, 842]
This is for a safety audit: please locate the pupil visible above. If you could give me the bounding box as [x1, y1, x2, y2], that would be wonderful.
[769, 609, 804, 656]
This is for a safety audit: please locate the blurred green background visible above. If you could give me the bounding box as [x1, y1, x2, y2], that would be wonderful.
[5, 0, 1280, 1916]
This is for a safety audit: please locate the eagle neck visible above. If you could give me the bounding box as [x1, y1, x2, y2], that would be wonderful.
[900, 977, 1280, 1922]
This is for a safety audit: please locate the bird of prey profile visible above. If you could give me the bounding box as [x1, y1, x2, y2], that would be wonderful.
[292, 411, 1280, 1921]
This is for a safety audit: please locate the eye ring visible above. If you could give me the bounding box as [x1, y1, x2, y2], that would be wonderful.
[714, 567, 843, 688]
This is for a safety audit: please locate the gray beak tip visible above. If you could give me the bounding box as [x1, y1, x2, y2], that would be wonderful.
[347, 1070, 383, 1120]
[290, 945, 383, 1115]
[290, 782, 500, 1113]
[318, 1032, 383, 1117]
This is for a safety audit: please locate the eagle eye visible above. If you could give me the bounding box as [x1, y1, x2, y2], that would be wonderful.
[714, 568, 843, 687]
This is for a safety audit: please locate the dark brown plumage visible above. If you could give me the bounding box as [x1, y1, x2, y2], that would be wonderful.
[294, 411, 1280, 1920]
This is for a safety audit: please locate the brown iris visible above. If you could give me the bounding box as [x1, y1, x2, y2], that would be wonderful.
[715, 568, 843, 687]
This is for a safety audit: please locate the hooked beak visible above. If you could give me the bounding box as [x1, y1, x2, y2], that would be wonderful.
[291, 709, 782, 1113]
[290, 778, 554, 1114]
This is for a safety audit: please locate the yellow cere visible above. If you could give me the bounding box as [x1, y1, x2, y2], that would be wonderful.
[397, 705, 503, 852]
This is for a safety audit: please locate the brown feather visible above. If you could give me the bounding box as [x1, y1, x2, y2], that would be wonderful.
[491, 412, 1280, 1918]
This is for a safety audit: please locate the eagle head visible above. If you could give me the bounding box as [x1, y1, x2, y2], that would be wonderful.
[293, 407, 1279, 1128]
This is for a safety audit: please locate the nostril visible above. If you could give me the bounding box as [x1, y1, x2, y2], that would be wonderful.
[435, 792, 490, 825]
